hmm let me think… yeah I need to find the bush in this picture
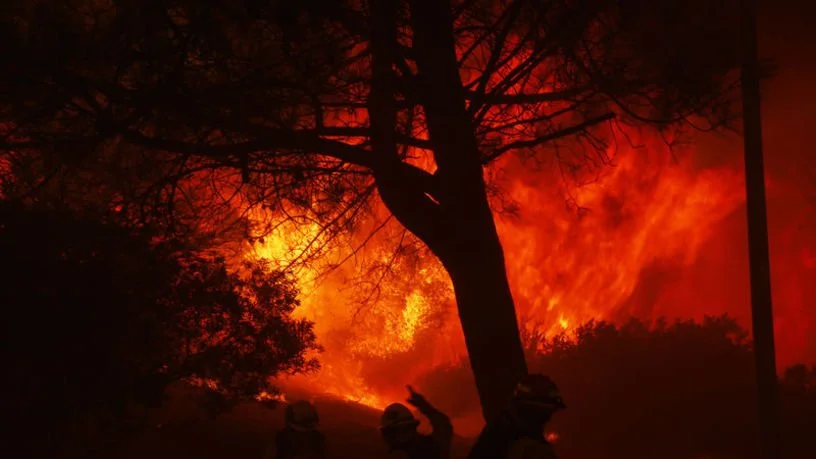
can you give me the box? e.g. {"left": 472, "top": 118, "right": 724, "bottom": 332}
{"left": 532, "top": 317, "right": 758, "bottom": 459}
{"left": 419, "top": 316, "right": 815, "bottom": 459}
{"left": 0, "top": 202, "right": 320, "bottom": 458}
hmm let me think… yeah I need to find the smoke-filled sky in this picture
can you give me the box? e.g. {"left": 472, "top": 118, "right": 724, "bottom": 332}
{"left": 653, "top": 1, "right": 816, "bottom": 367}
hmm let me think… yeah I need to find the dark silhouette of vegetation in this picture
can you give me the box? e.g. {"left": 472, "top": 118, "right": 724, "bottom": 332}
{"left": 0, "top": 202, "right": 320, "bottom": 458}
{"left": 1, "top": 0, "right": 746, "bottom": 419}
{"left": 418, "top": 317, "right": 816, "bottom": 459}
{"left": 52, "top": 317, "right": 813, "bottom": 459}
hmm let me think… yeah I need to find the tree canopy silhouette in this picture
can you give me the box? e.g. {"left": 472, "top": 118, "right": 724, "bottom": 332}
{"left": 0, "top": 202, "right": 320, "bottom": 458}
{"left": 1, "top": 0, "right": 742, "bottom": 419}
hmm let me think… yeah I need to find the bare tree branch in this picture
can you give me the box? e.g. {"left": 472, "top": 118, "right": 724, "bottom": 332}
{"left": 482, "top": 112, "right": 616, "bottom": 164}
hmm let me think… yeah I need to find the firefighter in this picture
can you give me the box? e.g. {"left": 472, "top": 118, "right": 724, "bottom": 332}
{"left": 380, "top": 385, "right": 453, "bottom": 459}
{"left": 264, "top": 400, "right": 326, "bottom": 459}
{"left": 468, "top": 374, "right": 566, "bottom": 459}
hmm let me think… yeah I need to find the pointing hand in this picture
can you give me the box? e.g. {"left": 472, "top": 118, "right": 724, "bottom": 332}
{"left": 406, "top": 385, "right": 428, "bottom": 407}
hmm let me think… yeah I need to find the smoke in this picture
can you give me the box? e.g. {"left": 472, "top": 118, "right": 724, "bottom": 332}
{"left": 638, "top": 3, "right": 816, "bottom": 367}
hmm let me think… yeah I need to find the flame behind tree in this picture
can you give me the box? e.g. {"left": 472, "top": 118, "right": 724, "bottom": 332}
{"left": 0, "top": 0, "right": 743, "bottom": 420}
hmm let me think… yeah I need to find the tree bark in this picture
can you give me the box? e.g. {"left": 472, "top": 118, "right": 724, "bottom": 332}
{"left": 437, "top": 203, "right": 529, "bottom": 422}
{"left": 378, "top": 157, "right": 529, "bottom": 421}
{"left": 367, "top": 0, "right": 528, "bottom": 421}
{"left": 400, "top": 0, "right": 528, "bottom": 422}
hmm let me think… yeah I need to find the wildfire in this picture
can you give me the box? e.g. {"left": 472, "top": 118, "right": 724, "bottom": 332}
{"left": 216, "top": 8, "right": 815, "bottom": 421}
{"left": 229, "top": 137, "right": 756, "bottom": 416}
{"left": 239, "top": 206, "right": 457, "bottom": 409}
{"left": 349, "top": 291, "right": 432, "bottom": 357}
{"left": 498, "top": 144, "right": 746, "bottom": 337}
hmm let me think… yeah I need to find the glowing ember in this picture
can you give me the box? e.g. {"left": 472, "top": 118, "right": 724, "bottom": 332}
{"left": 256, "top": 392, "right": 287, "bottom": 404}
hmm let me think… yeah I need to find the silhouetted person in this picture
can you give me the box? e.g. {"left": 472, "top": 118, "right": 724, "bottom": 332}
{"left": 264, "top": 400, "right": 325, "bottom": 459}
{"left": 468, "top": 374, "right": 566, "bottom": 459}
{"left": 380, "top": 386, "right": 453, "bottom": 459}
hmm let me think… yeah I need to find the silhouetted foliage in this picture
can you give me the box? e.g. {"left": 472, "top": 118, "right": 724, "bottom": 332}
{"left": 418, "top": 316, "right": 815, "bottom": 459}
{"left": 0, "top": 0, "right": 746, "bottom": 418}
{"left": 36, "top": 316, "right": 811, "bottom": 459}
{"left": 0, "top": 202, "right": 320, "bottom": 458}
{"left": 778, "top": 363, "right": 816, "bottom": 456}
{"left": 530, "top": 317, "right": 758, "bottom": 459}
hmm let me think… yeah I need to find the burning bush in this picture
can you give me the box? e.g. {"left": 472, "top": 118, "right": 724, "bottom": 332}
{"left": 0, "top": 202, "right": 320, "bottom": 458}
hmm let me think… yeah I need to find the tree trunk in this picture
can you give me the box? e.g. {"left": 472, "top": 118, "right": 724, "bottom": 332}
{"left": 368, "top": 0, "right": 529, "bottom": 421}
{"left": 438, "top": 205, "right": 529, "bottom": 422}
{"left": 380, "top": 167, "right": 529, "bottom": 421}
{"left": 404, "top": 0, "right": 529, "bottom": 422}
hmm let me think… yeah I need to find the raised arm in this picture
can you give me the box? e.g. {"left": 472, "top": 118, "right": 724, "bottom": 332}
{"left": 406, "top": 386, "right": 454, "bottom": 456}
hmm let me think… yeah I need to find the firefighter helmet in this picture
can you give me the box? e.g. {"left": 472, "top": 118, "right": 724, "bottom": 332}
{"left": 380, "top": 403, "right": 420, "bottom": 431}
{"left": 514, "top": 374, "right": 566, "bottom": 410}
{"left": 285, "top": 400, "right": 319, "bottom": 431}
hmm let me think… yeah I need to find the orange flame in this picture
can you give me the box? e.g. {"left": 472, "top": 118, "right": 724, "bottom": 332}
{"left": 229, "top": 138, "right": 754, "bottom": 414}
{"left": 222, "top": 15, "right": 816, "bottom": 421}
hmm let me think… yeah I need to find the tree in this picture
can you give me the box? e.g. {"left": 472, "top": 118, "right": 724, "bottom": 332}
{"left": 0, "top": 202, "right": 320, "bottom": 458}
{"left": 0, "top": 0, "right": 741, "bottom": 419}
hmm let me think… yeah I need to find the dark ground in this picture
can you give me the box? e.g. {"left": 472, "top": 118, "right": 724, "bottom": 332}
{"left": 113, "top": 392, "right": 474, "bottom": 459}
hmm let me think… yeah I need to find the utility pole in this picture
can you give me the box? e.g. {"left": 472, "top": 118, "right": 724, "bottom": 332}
{"left": 740, "top": 1, "right": 783, "bottom": 458}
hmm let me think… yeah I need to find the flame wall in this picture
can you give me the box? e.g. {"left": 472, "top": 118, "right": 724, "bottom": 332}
{"left": 239, "top": 3, "right": 814, "bottom": 432}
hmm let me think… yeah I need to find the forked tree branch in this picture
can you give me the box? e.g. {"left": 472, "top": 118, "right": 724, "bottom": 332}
{"left": 481, "top": 112, "right": 616, "bottom": 164}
